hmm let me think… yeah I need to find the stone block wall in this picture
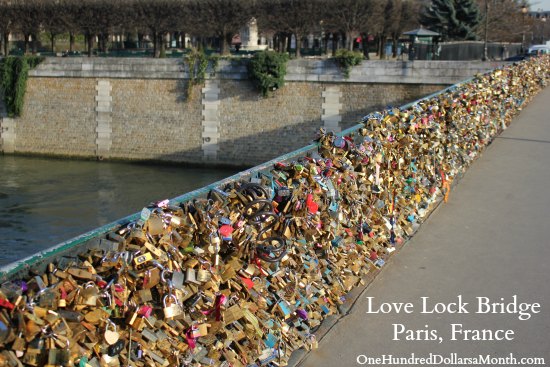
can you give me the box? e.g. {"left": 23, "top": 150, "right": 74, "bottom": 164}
{"left": 217, "top": 81, "right": 324, "bottom": 166}
{"left": 109, "top": 79, "right": 203, "bottom": 162}
{"left": 2, "top": 58, "right": 499, "bottom": 166}
{"left": 14, "top": 78, "right": 97, "bottom": 157}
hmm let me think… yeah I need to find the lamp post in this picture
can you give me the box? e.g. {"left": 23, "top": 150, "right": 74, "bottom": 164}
{"left": 521, "top": 5, "right": 528, "bottom": 53}
{"left": 540, "top": 15, "right": 547, "bottom": 44}
{"left": 483, "top": 0, "right": 489, "bottom": 61}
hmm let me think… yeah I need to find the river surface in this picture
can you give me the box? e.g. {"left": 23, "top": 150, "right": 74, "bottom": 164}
{"left": 0, "top": 155, "right": 240, "bottom": 266}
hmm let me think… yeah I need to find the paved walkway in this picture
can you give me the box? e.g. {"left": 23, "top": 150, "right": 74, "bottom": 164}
{"left": 298, "top": 86, "right": 550, "bottom": 367}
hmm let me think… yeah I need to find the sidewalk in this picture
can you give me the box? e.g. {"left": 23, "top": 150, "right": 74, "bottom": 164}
{"left": 297, "top": 86, "right": 550, "bottom": 367}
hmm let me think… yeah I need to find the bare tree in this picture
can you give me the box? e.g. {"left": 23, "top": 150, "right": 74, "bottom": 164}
{"left": 41, "top": 0, "right": 71, "bottom": 53}
{"left": 476, "top": 0, "right": 532, "bottom": 43}
{"left": 189, "top": 0, "right": 256, "bottom": 55}
{"left": 322, "top": 0, "right": 383, "bottom": 52}
{"left": 257, "top": 0, "right": 324, "bottom": 58}
{"left": 11, "top": 0, "right": 44, "bottom": 54}
{"left": 380, "top": 0, "right": 420, "bottom": 58}
{"left": 0, "top": 0, "right": 15, "bottom": 56}
{"left": 133, "top": 0, "right": 189, "bottom": 57}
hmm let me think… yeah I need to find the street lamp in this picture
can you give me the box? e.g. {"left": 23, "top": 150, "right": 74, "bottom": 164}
{"left": 540, "top": 16, "right": 547, "bottom": 44}
{"left": 483, "top": 0, "right": 489, "bottom": 61}
{"left": 521, "top": 5, "right": 528, "bottom": 53}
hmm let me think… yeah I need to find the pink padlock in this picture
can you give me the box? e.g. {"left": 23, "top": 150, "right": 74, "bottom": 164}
{"left": 138, "top": 305, "right": 153, "bottom": 318}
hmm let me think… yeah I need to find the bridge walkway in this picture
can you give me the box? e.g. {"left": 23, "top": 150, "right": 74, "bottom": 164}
{"left": 296, "top": 86, "right": 550, "bottom": 367}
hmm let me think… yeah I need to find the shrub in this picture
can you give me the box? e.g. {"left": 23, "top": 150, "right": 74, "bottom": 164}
{"left": 0, "top": 56, "right": 44, "bottom": 117}
{"left": 334, "top": 49, "right": 364, "bottom": 79}
{"left": 247, "top": 51, "right": 289, "bottom": 97}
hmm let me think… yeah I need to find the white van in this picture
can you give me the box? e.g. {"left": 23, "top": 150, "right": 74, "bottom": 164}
{"left": 528, "top": 45, "right": 550, "bottom": 55}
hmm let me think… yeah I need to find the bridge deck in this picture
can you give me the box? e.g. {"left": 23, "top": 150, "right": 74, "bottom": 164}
{"left": 298, "top": 87, "right": 550, "bottom": 366}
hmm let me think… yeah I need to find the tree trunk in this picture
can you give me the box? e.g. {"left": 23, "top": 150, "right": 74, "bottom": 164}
{"left": 98, "top": 34, "right": 104, "bottom": 53}
{"left": 283, "top": 35, "right": 288, "bottom": 54}
{"left": 323, "top": 33, "right": 329, "bottom": 55}
{"left": 4, "top": 32, "right": 9, "bottom": 56}
{"left": 361, "top": 34, "right": 370, "bottom": 59}
{"left": 153, "top": 31, "right": 159, "bottom": 57}
{"left": 220, "top": 26, "right": 231, "bottom": 56}
{"left": 24, "top": 34, "right": 30, "bottom": 55}
{"left": 331, "top": 33, "right": 337, "bottom": 56}
{"left": 219, "top": 35, "right": 227, "bottom": 55}
{"left": 392, "top": 37, "right": 398, "bottom": 58}
{"left": 69, "top": 32, "right": 75, "bottom": 52}
{"left": 159, "top": 33, "right": 166, "bottom": 57}
{"left": 347, "top": 31, "right": 353, "bottom": 50}
{"left": 0, "top": 32, "right": 3, "bottom": 56}
{"left": 50, "top": 34, "right": 56, "bottom": 53}
{"left": 87, "top": 33, "right": 93, "bottom": 57}
{"left": 295, "top": 32, "right": 301, "bottom": 58}
{"left": 31, "top": 33, "right": 37, "bottom": 55}
{"left": 380, "top": 34, "right": 387, "bottom": 60}
{"left": 102, "top": 34, "right": 106, "bottom": 52}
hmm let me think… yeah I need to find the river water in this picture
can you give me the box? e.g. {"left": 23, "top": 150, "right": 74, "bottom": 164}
{"left": 0, "top": 155, "right": 239, "bottom": 267}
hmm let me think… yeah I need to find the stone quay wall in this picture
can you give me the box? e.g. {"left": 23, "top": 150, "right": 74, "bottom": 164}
{"left": 0, "top": 58, "right": 506, "bottom": 166}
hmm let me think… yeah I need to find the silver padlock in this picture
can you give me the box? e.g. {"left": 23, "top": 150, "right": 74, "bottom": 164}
{"left": 172, "top": 270, "right": 185, "bottom": 289}
{"left": 185, "top": 268, "right": 200, "bottom": 285}
{"left": 163, "top": 294, "right": 183, "bottom": 319}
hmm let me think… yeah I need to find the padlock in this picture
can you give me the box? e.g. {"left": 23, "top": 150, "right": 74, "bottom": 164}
{"left": 126, "top": 310, "right": 143, "bottom": 330}
{"left": 104, "top": 320, "right": 119, "bottom": 345}
{"left": 184, "top": 292, "right": 202, "bottom": 309}
{"left": 80, "top": 282, "right": 99, "bottom": 306}
{"left": 163, "top": 294, "right": 183, "bottom": 319}
{"left": 170, "top": 270, "right": 185, "bottom": 289}
{"left": 146, "top": 214, "right": 165, "bottom": 236}
{"left": 107, "top": 339, "right": 125, "bottom": 357}
{"left": 196, "top": 262, "right": 212, "bottom": 283}
{"left": 0, "top": 317, "right": 10, "bottom": 345}
{"left": 11, "top": 333, "right": 26, "bottom": 357}
{"left": 137, "top": 288, "right": 153, "bottom": 303}
{"left": 185, "top": 267, "right": 200, "bottom": 285}
{"left": 142, "top": 267, "right": 161, "bottom": 289}
{"left": 23, "top": 348, "right": 45, "bottom": 366}
{"left": 133, "top": 252, "right": 153, "bottom": 266}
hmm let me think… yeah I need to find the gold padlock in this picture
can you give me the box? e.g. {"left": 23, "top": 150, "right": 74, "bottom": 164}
{"left": 196, "top": 262, "right": 212, "bottom": 283}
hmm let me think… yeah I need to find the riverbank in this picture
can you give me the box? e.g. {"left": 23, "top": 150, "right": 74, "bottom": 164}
{"left": 1, "top": 58, "right": 505, "bottom": 166}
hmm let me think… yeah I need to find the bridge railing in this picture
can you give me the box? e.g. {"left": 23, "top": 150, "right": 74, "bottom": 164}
{"left": 0, "top": 57, "right": 546, "bottom": 283}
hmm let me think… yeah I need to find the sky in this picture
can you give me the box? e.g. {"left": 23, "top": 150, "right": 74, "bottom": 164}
{"left": 532, "top": 0, "right": 550, "bottom": 11}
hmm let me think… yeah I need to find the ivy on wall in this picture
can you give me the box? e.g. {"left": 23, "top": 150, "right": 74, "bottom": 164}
{"left": 185, "top": 50, "right": 221, "bottom": 99}
{"left": 0, "top": 56, "right": 44, "bottom": 117}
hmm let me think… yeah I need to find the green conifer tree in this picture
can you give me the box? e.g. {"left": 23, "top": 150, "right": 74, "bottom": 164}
{"left": 420, "top": 0, "right": 481, "bottom": 40}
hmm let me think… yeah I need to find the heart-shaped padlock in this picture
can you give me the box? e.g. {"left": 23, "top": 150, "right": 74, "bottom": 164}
{"left": 104, "top": 320, "right": 120, "bottom": 345}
